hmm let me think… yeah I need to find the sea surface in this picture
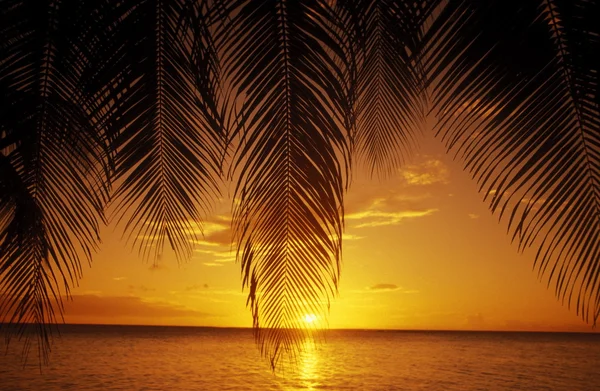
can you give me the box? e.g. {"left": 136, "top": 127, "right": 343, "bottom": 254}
{"left": 1, "top": 325, "right": 599, "bottom": 390}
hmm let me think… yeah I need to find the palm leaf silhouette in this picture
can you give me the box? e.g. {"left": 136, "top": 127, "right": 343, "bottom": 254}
{"left": 0, "top": 0, "right": 109, "bottom": 363}
{"left": 352, "top": 0, "right": 430, "bottom": 177}
{"left": 220, "top": 0, "right": 353, "bottom": 368}
{"left": 101, "top": 0, "right": 225, "bottom": 262}
{"left": 422, "top": 0, "right": 600, "bottom": 322}
{"left": 0, "top": 0, "right": 599, "bottom": 370}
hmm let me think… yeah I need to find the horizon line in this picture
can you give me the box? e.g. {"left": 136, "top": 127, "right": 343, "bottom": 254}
{"left": 9, "top": 322, "right": 596, "bottom": 334}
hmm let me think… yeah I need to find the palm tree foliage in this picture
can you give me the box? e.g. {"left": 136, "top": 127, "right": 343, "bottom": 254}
{"left": 353, "top": 0, "right": 431, "bottom": 177}
{"left": 421, "top": 0, "right": 600, "bottom": 323}
{"left": 0, "top": 0, "right": 111, "bottom": 364}
{"left": 220, "top": 0, "right": 353, "bottom": 367}
{"left": 1, "top": 0, "right": 598, "bottom": 368}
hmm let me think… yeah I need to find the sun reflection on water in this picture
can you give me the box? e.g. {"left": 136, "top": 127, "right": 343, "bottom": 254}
{"left": 281, "top": 338, "right": 322, "bottom": 391}
{"left": 299, "top": 339, "right": 320, "bottom": 390}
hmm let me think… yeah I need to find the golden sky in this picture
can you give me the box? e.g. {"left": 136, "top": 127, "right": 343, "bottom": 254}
{"left": 63, "top": 131, "right": 595, "bottom": 333}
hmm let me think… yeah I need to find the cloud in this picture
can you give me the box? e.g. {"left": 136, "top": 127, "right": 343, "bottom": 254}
{"left": 342, "top": 233, "right": 364, "bottom": 241}
{"left": 137, "top": 214, "right": 233, "bottom": 248}
{"left": 194, "top": 249, "right": 223, "bottom": 255}
{"left": 128, "top": 285, "right": 156, "bottom": 293}
{"left": 190, "top": 240, "right": 221, "bottom": 247}
{"left": 328, "top": 233, "right": 365, "bottom": 242}
{"left": 468, "top": 213, "right": 479, "bottom": 219}
{"left": 186, "top": 214, "right": 232, "bottom": 247}
{"left": 112, "top": 277, "right": 126, "bottom": 281}
{"left": 216, "top": 258, "right": 235, "bottom": 263}
{"left": 62, "top": 295, "right": 212, "bottom": 319}
{"left": 485, "top": 191, "right": 555, "bottom": 213}
{"left": 361, "top": 284, "right": 419, "bottom": 294}
{"left": 485, "top": 188, "right": 511, "bottom": 200}
{"left": 170, "top": 288, "right": 245, "bottom": 297}
{"left": 400, "top": 158, "right": 449, "bottom": 186}
{"left": 202, "top": 262, "right": 224, "bottom": 267}
{"left": 202, "top": 228, "right": 233, "bottom": 247}
{"left": 519, "top": 197, "right": 547, "bottom": 212}
{"left": 185, "top": 284, "right": 210, "bottom": 291}
{"left": 344, "top": 164, "right": 441, "bottom": 230}
{"left": 369, "top": 283, "right": 400, "bottom": 291}
{"left": 194, "top": 249, "right": 236, "bottom": 263}
{"left": 347, "top": 208, "right": 438, "bottom": 228}
{"left": 345, "top": 174, "right": 435, "bottom": 217}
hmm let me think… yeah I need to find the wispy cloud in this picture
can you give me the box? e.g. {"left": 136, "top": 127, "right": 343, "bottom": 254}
{"left": 184, "top": 284, "right": 210, "bottom": 291}
{"left": 520, "top": 197, "right": 547, "bottom": 212}
{"left": 191, "top": 240, "right": 221, "bottom": 247}
{"left": 351, "top": 283, "right": 420, "bottom": 294}
{"left": 485, "top": 188, "right": 512, "bottom": 199}
{"left": 468, "top": 213, "right": 480, "bottom": 219}
{"left": 344, "top": 158, "right": 443, "bottom": 230}
{"left": 342, "top": 233, "right": 364, "bottom": 241}
{"left": 369, "top": 283, "right": 400, "bottom": 291}
{"left": 328, "top": 233, "right": 365, "bottom": 242}
{"left": 137, "top": 214, "right": 233, "bottom": 248}
{"left": 194, "top": 248, "right": 236, "bottom": 265}
{"left": 170, "top": 288, "right": 245, "bottom": 297}
{"left": 486, "top": 190, "right": 553, "bottom": 213}
{"left": 347, "top": 208, "right": 438, "bottom": 228}
{"left": 128, "top": 285, "right": 156, "bottom": 293}
{"left": 183, "top": 219, "right": 230, "bottom": 237}
{"left": 400, "top": 158, "right": 449, "bottom": 186}
{"left": 112, "top": 277, "right": 126, "bottom": 281}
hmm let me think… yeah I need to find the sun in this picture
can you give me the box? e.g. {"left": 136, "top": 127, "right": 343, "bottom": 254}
{"left": 303, "top": 313, "right": 318, "bottom": 324}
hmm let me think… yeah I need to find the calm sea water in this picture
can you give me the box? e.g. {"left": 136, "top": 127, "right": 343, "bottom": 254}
{"left": 1, "top": 325, "right": 599, "bottom": 390}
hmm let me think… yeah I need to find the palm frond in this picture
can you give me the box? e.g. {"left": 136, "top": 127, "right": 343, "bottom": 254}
{"left": 221, "top": 0, "right": 353, "bottom": 369}
{"left": 352, "top": 0, "right": 430, "bottom": 178}
{"left": 423, "top": 0, "right": 600, "bottom": 323}
{"left": 103, "top": 0, "right": 225, "bottom": 262}
{"left": 0, "top": 0, "right": 109, "bottom": 364}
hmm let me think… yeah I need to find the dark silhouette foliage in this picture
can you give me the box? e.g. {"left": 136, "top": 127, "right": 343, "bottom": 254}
{"left": 1, "top": 0, "right": 598, "bottom": 368}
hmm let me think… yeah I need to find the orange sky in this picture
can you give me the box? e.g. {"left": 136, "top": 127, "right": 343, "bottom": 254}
{"left": 62, "top": 131, "right": 597, "bottom": 333}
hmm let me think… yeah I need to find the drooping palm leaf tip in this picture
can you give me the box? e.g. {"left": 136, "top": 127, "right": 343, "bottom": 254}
{"left": 0, "top": 0, "right": 111, "bottom": 366}
{"left": 0, "top": 0, "right": 224, "bottom": 365}
{"left": 219, "top": 0, "right": 355, "bottom": 369}
{"left": 420, "top": 0, "right": 600, "bottom": 324}
{"left": 105, "top": 0, "right": 224, "bottom": 264}
{"left": 1, "top": 0, "right": 599, "bottom": 369}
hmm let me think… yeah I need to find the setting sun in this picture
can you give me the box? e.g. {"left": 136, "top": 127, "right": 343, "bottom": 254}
{"left": 303, "top": 314, "right": 318, "bottom": 324}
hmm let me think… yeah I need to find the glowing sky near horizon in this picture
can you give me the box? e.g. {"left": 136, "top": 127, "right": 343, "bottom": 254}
{"left": 63, "top": 131, "right": 596, "bottom": 333}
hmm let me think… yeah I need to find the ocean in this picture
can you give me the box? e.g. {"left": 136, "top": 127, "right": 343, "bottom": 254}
{"left": 1, "top": 325, "right": 599, "bottom": 390}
